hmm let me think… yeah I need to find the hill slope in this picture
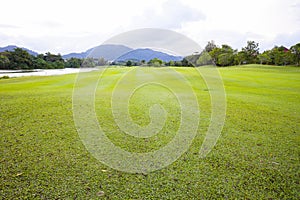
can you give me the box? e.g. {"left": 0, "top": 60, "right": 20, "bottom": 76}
{"left": 115, "top": 48, "right": 183, "bottom": 62}
{"left": 63, "top": 44, "right": 133, "bottom": 60}
{"left": 0, "top": 45, "right": 38, "bottom": 56}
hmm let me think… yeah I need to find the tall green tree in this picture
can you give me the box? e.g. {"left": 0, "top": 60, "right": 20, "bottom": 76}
{"left": 209, "top": 47, "right": 222, "bottom": 64}
{"left": 0, "top": 54, "right": 10, "bottom": 69}
{"left": 65, "top": 57, "right": 83, "bottom": 68}
{"left": 234, "top": 51, "right": 246, "bottom": 65}
{"left": 290, "top": 43, "right": 300, "bottom": 66}
{"left": 204, "top": 40, "right": 217, "bottom": 53}
{"left": 43, "top": 52, "right": 65, "bottom": 69}
{"left": 44, "top": 52, "right": 64, "bottom": 63}
{"left": 209, "top": 44, "right": 235, "bottom": 66}
{"left": 258, "top": 51, "right": 271, "bottom": 64}
{"left": 82, "top": 57, "right": 96, "bottom": 68}
{"left": 7, "top": 48, "right": 33, "bottom": 69}
{"left": 196, "top": 51, "right": 213, "bottom": 66}
{"left": 218, "top": 53, "right": 234, "bottom": 66}
{"left": 126, "top": 60, "right": 132, "bottom": 67}
{"left": 269, "top": 46, "right": 294, "bottom": 66}
{"left": 242, "top": 41, "right": 259, "bottom": 64}
{"left": 181, "top": 58, "right": 193, "bottom": 67}
{"left": 168, "top": 60, "right": 175, "bottom": 66}
{"left": 32, "top": 57, "right": 49, "bottom": 69}
{"left": 148, "top": 58, "right": 163, "bottom": 66}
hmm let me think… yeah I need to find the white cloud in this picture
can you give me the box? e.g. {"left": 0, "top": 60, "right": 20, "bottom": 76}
{"left": 131, "top": 0, "right": 206, "bottom": 29}
{"left": 178, "top": 0, "right": 300, "bottom": 51}
{"left": 262, "top": 31, "right": 300, "bottom": 50}
{"left": 0, "top": 0, "right": 299, "bottom": 54}
{"left": 0, "top": 24, "right": 20, "bottom": 29}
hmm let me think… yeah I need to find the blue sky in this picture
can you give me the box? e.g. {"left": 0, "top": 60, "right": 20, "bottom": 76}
{"left": 0, "top": 0, "right": 299, "bottom": 54}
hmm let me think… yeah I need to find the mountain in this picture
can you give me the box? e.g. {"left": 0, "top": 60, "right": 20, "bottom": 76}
{"left": 115, "top": 48, "right": 183, "bottom": 62}
{"left": 63, "top": 44, "right": 133, "bottom": 60}
{"left": 62, "top": 52, "right": 87, "bottom": 59}
{"left": 1, "top": 44, "right": 183, "bottom": 62}
{"left": 0, "top": 45, "right": 38, "bottom": 56}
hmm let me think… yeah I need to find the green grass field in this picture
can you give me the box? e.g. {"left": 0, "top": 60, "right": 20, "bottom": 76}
{"left": 1, "top": 65, "right": 299, "bottom": 199}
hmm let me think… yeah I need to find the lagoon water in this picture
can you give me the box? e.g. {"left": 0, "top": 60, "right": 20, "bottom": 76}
{"left": 0, "top": 68, "right": 98, "bottom": 78}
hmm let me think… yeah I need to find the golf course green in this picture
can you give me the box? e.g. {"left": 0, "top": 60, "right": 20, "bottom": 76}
{"left": 1, "top": 65, "right": 299, "bottom": 199}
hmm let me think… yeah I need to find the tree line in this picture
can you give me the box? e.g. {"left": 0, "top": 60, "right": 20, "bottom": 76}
{"left": 0, "top": 48, "right": 90, "bottom": 70}
{"left": 111, "top": 57, "right": 191, "bottom": 67}
{"left": 195, "top": 41, "right": 300, "bottom": 67}
{"left": 0, "top": 41, "right": 299, "bottom": 70}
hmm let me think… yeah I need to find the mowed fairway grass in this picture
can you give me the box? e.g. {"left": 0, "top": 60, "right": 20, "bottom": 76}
{"left": 1, "top": 65, "right": 299, "bottom": 199}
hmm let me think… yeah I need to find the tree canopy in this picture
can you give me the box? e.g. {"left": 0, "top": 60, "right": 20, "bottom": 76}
{"left": 0, "top": 48, "right": 97, "bottom": 70}
{"left": 203, "top": 41, "right": 300, "bottom": 67}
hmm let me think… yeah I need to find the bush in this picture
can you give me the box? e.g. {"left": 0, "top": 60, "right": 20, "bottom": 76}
{"left": 0, "top": 75, "right": 10, "bottom": 79}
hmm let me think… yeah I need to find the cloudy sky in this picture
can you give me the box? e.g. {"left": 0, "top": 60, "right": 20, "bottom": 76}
{"left": 0, "top": 0, "right": 299, "bottom": 54}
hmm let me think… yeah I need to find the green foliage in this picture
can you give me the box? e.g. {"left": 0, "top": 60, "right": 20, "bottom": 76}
{"left": 269, "top": 46, "right": 295, "bottom": 66}
{"left": 52, "top": 61, "right": 65, "bottom": 69}
{"left": 217, "top": 53, "right": 234, "bottom": 66}
{"left": 204, "top": 40, "right": 217, "bottom": 52}
{"left": 32, "top": 57, "right": 49, "bottom": 69}
{"left": 168, "top": 60, "right": 175, "bottom": 66}
{"left": 290, "top": 43, "right": 300, "bottom": 66}
{"left": 209, "top": 44, "right": 235, "bottom": 66}
{"left": 234, "top": 51, "right": 246, "bottom": 65}
{"left": 174, "top": 60, "right": 182, "bottom": 66}
{"left": 97, "top": 57, "right": 107, "bottom": 66}
{"left": 0, "top": 75, "right": 9, "bottom": 79}
{"left": 184, "top": 54, "right": 200, "bottom": 65}
{"left": 43, "top": 52, "right": 64, "bottom": 63}
{"left": 5, "top": 48, "right": 33, "bottom": 69}
{"left": 65, "top": 57, "right": 82, "bottom": 68}
{"left": 148, "top": 58, "right": 163, "bottom": 66}
{"left": 126, "top": 60, "right": 132, "bottom": 66}
{"left": 181, "top": 58, "right": 193, "bottom": 66}
{"left": 206, "top": 41, "right": 299, "bottom": 67}
{"left": 82, "top": 57, "right": 96, "bottom": 68}
{"left": 242, "top": 41, "right": 259, "bottom": 64}
{"left": 196, "top": 51, "right": 213, "bottom": 66}
{"left": 0, "top": 54, "right": 10, "bottom": 69}
{"left": 0, "top": 49, "right": 84, "bottom": 70}
{"left": 258, "top": 51, "right": 272, "bottom": 64}
{"left": 209, "top": 47, "right": 222, "bottom": 64}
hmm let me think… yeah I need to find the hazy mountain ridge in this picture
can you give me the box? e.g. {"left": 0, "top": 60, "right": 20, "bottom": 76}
{"left": 115, "top": 48, "right": 183, "bottom": 62}
{"left": 0, "top": 44, "right": 183, "bottom": 62}
{"left": 0, "top": 45, "right": 38, "bottom": 56}
{"left": 62, "top": 44, "right": 133, "bottom": 60}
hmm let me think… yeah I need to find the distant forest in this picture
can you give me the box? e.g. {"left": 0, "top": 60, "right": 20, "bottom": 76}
{"left": 0, "top": 41, "right": 299, "bottom": 70}
{"left": 194, "top": 41, "right": 300, "bottom": 67}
